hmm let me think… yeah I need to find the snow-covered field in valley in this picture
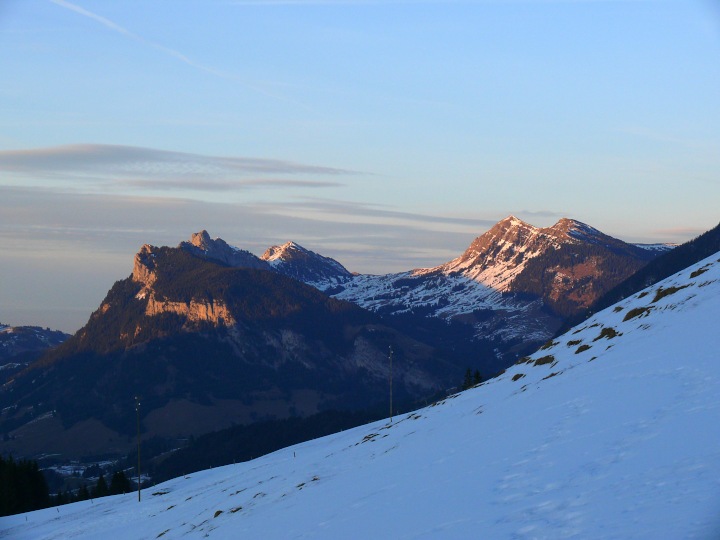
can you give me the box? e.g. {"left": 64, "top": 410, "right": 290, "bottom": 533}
{"left": 3, "top": 253, "right": 720, "bottom": 540}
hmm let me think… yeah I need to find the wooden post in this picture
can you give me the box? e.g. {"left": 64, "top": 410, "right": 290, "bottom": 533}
{"left": 389, "top": 346, "right": 393, "bottom": 423}
{"left": 135, "top": 396, "right": 141, "bottom": 502}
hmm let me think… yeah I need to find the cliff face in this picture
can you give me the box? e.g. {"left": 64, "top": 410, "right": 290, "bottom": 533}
{"left": 130, "top": 242, "right": 237, "bottom": 327}
{"left": 144, "top": 294, "right": 236, "bottom": 326}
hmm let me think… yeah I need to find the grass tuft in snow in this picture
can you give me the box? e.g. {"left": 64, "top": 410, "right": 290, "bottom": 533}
{"left": 533, "top": 355, "right": 554, "bottom": 366}
{"left": 652, "top": 285, "right": 690, "bottom": 303}
{"left": 623, "top": 307, "right": 651, "bottom": 322}
{"left": 593, "top": 327, "right": 620, "bottom": 341}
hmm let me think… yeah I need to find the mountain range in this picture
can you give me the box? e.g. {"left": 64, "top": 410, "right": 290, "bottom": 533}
{"left": 4, "top": 239, "right": 718, "bottom": 539}
{"left": 142, "top": 216, "right": 673, "bottom": 365}
{"left": 0, "top": 216, "right": 676, "bottom": 462}
{"left": 330, "top": 216, "right": 668, "bottom": 355}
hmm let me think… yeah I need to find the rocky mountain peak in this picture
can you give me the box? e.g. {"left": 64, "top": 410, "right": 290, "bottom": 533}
{"left": 261, "top": 241, "right": 309, "bottom": 263}
{"left": 261, "top": 241, "right": 352, "bottom": 289}
{"left": 180, "top": 231, "right": 269, "bottom": 270}
{"left": 496, "top": 214, "right": 532, "bottom": 229}
{"left": 547, "top": 218, "right": 605, "bottom": 244}
{"left": 441, "top": 215, "right": 544, "bottom": 277}
{"left": 189, "top": 230, "right": 213, "bottom": 250}
{"left": 132, "top": 244, "right": 158, "bottom": 287}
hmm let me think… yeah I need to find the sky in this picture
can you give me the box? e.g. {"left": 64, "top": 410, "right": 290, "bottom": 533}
{"left": 1, "top": 0, "right": 719, "bottom": 333}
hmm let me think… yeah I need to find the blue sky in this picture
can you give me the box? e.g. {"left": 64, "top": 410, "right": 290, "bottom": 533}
{"left": 1, "top": 0, "right": 719, "bottom": 332}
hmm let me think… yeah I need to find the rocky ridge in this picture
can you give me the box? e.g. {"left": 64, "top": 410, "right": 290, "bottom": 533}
{"left": 331, "top": 216, "right": 662, "bottom": 348}
{"left": 261, "top": 241, "right": 352, "bottom": 290}
{"left": 138, "top": 218, "right": 666, "bottom": 360}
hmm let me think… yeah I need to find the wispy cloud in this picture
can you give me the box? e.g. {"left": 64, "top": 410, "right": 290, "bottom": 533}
{"left": 264, "top": 197, "right": 497, "bottom": 229}
{"left": 1, "top": 185, "right": 492, "bottom": 331}
{"left": 121, "top": 178, "right": 344, "bottom": 191}
{"left": 0, "top": 144, "right": 353, "bottom": 192}
{"left": 0, "top": 186, "right": 487, "bottom": 272}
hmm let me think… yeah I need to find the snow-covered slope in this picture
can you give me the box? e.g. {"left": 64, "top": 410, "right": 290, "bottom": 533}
{"left": 5, "top": 253, "right": 720, "bottom": 539}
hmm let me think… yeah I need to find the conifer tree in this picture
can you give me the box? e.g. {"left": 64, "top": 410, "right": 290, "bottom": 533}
{"left": 93, "top": 474, "right": 109, "bottom": 498}
{"left": 110, "top": 470, "right": 131, "bottom": 495}
{"left": 462, "top": 368, "right": 473, "bottom": 390}
{"left": 77, "top": 484, "right": 90, "bottom": 501}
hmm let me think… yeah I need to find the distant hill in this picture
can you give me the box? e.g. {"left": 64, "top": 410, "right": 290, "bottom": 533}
{"left": 0, "top": 325, "right": 69, "bottom": 380}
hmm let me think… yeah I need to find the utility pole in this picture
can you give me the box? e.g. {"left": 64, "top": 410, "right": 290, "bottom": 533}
{"left": 135, "top": 396, "right": 141, "bottom": 502}
{"left": 388, "top": 346, "right": 393, "bottom": 423}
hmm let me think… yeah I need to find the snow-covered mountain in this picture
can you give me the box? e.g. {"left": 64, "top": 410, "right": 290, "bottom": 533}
{"left": 261, "top": 241, "right": 352, "bottom": 290}
{"left": 177, "top": 231, "right": 353, "bottom": 290}
{"left": 332, "top": 216, "right": 661, "bottom": 347}
{"left": 7, "top": 251, "right": 719, "bottom": 539}
{"left": 165, "top": 220, "right": 666, "bottom": 368}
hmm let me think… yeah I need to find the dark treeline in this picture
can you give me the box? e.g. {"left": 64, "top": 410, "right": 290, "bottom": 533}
{"left": 0, "top": 454, "right": 134, "bottom": 516}
{"left": 0, "top": 455, "right": 49, "bottom": 516}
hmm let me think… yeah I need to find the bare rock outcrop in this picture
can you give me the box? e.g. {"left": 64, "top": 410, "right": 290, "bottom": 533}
{"left": 180, "top": 230, "right": 269, "bottom": 270}
{"left": 132, "top": 244, "right": 158, "bottom": 288}
{"left": 145, "top": 294, "right": 236, "bottom": 326}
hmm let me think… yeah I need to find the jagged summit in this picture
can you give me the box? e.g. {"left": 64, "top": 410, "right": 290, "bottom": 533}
{"left": 180, "top": 231, "right": 268, "bottom": 270}
{"left": 134, "top": 232, "right": 353, "bottom": 298}
{"left": 435, "top": 216, "right": 644, "bottom": 283}
{"left": 189, "top": 229, "right": 212, "bottom": 249}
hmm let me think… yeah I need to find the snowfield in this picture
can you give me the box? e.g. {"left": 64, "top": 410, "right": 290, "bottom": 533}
{"left": 3, "top": 253, "right": 720, "bottom": 539}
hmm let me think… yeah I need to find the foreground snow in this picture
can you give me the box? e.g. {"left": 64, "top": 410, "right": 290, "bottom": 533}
{"left": 3, "top": 254, "right": 720, "bottom": 539}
